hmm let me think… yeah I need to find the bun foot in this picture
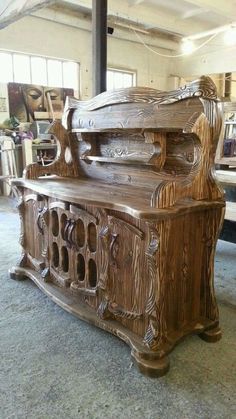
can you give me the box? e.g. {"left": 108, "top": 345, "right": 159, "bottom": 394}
{"left": 9, "top": 267, "right": 27, "bottom": 281}
{"left": 199, "top": 326, "right": 222, "bottom": 343}
{"left": 131, "top": 351, "right": 170, "bottom": 378}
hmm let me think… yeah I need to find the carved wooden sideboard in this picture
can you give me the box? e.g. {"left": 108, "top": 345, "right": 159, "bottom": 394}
{"left": 10, "top": 76, "right": 225, "bottom": 377}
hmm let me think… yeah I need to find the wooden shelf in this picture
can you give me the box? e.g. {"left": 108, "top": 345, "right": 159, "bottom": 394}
{"left": 80, "top": 155, "right": 157, "bottom": 165}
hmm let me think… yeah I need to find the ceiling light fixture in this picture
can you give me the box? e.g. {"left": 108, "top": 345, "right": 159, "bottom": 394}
{"left": 184, "top": 23, "right": 236, "bottom": 41}
{"left": 224, "top": 26, "right": 236, "bottom": 45}
{"left": 180, "top": 22, "right": 236, "bottom": 55}
{"left": 181, "top": 39, "right": 194, "bottom": 54}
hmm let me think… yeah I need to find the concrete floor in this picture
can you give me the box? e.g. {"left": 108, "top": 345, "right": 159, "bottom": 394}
{"left": 0, "top": 196, "right": 235, "bottom": 419}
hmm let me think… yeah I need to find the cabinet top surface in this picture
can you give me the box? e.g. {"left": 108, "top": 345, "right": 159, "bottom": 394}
{"left": 13, "top": 177, "right": 224, "bottom": 220}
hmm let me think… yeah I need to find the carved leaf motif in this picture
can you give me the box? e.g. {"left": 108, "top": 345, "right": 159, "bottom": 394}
{"left": 108, "top": 302, "right": 142, "bottom": 320}
{"left": 143, "top": 319, "right": 159, "bottom": 350}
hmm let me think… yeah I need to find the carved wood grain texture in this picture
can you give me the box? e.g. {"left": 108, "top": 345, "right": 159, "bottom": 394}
{"left": 10, "top": 77, "right": 225, "bottom": 377}
{"left": 24, "top": 121, "right": 80, "bottom": 180}
{"left": 66, "top": 76, "right": 217, "bottom": 113}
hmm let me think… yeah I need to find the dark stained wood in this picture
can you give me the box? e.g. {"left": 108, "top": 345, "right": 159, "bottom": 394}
{"left": 10, "top": 77, "right": 225, "bottom": 377}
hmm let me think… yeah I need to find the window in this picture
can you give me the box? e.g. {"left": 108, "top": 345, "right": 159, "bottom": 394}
{"left": 0, "top": 50, "right": 79, "bottom": 91}
{"left": 0, "top": 52, "right": 13, "bottom": 83}
{"left": 107, "top": 68, "right": 136, "bottom": 90}
{"left": 31, "top": 57, "right": 47, "bottom": 85}
{"left": 13, "top": 54, "right": 31, "bottom": 83}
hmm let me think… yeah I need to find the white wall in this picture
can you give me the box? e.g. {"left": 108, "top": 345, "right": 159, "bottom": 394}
{"left": 170, "top": 45, "right": 236, "bottom": 80}
{"left": 0, "top": 14, "right": 171, "bottom": 99}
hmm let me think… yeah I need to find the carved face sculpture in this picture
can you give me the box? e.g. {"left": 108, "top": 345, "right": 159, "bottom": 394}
{"left": 21, "top": 85, "right": 61, "bottom": 121}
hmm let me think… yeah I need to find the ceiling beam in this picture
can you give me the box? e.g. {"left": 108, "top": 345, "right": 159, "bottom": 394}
{"left": 60, "top": 0, "right": 214, "bottom": 36}
{"left": 184, "top": 0, "right": 236, "bottom": 20}
{"left": 181, "top": 7, "right": 209, "bottom": 19}
{"left": 0, "top": 0, "right": 56, "bottom": 29}
{"left": 32, "top": 7, "right": 179, "bottom": 51}
{"left": 128, "top": 0, "right": 145, "bottom": 6}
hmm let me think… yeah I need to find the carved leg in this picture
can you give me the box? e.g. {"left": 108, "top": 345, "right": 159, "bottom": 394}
{"left": 131, "top": 350, "right": 170, "bottom": 378}
{"left": 199, "top": 326, "right": 222, "bottom": 343}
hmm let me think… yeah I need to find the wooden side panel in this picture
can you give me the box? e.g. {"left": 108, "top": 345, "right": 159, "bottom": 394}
{"left": 165, "top": 207, "right": 224, "bottom": 333}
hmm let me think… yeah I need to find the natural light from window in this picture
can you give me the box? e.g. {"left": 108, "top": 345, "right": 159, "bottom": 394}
{"left": 0, "top": 51, "right": 79, "bottom": 92}
{"left": 13, "top": 54, "right": 31, "bottom": 84}
{"left": 31, "top": 57, "right": 47, "bottom": 85}
{"left": 107, "top": 69, "right": 136, "bottom": 90}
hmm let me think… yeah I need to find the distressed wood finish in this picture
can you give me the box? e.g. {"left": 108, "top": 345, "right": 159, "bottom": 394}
{"left": 10, "top": 77, "right": 225, "bottom": 377}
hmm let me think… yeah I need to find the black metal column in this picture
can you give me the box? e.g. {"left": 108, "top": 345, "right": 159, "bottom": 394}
{"left": 92, "top": 0, "right": 107, "bottom": 96}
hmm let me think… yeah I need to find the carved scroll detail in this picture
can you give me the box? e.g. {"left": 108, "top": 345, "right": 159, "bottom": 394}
{"left": 145, "top": 224, "right": 159, "bottom": 316}
{"left": 110, "top": 233, "right": 119, "bottom": 269}
{"left": 108, "top": 216, "right": 144, "bottom": 239}
{"left": 151, "top": 181, "right": 177, "bottom": 209}
{"left": 97, "top": 298, "right": 110, "bottom": 320}
{"left": 180, "top": 110, "right": 224, "bottom": 203}
{"left": 12, "top": 186, "right": 26, "bottom": 252}
{"left": 98, "top": 225, "right": 109, "bottom": 291}
{"left": 144, "top": 222, "right": 169, "bottom": 350}
{"left": 97, "top": 213, "right": 112, "bottom": 320}
{"left": 23, "top": 121, "right": 79, "bottom": 179}
{"left": 108, "top": 302, "right": 142, "bottom": 320}
{"left": 36, "top": 204, "right": 49, "bottom": 259}
{"left": 70, "top": 204, "right": 98, "bottom": 224}
{"left": 66, "top": 76, "right": 218, "bottom": 112}
{"left": 131, "top": 234, "right": 142, "bottom": 313}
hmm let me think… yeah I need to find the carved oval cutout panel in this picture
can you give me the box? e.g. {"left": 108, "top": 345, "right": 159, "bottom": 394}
{"left": 77, "top": 253, "right": 85, "bottom": 282}
{"left": 61, "top": 246, "right": 69, "bottom": 272}
{"left": 88, "top": 259, "right": 97, "bottom": 288}
{"left": 88, "top": 223, "right": 97, "bottom": 252}
{"left": 60, "top": 213, "right": 67, "bottom": 240}
{"left": 52, "top": 242, "right": 59, "bottom": 268}
{"left": 51, "top": 210, "right": 59, "bottom": 236}
{"left": 76, "top": 219, "right": 85, "bottom": 248}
